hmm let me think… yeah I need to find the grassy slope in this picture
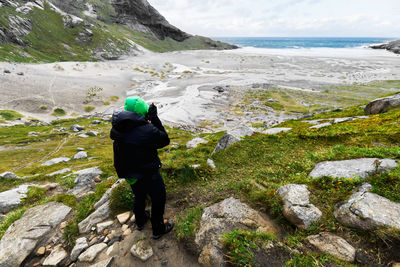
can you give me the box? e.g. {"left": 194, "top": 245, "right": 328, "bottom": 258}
{"left": 0, "top": 94, "right": 400, "bottom": 264}
{"left": 0, "top": 3, "right": 232, "bottom": 63}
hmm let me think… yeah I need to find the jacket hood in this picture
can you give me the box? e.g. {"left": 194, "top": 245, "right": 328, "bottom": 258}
{"left": 112, "top": 110, "right": 147, "bottom": 127}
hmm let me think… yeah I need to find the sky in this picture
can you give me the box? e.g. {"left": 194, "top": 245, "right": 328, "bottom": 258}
{"left": 148, "top": 0, "right": 400, "bottom": 37}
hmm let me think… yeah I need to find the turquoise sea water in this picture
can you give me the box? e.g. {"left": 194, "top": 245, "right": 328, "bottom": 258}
{"left": 215, "top": 37, "right": 396, "bottom": 49}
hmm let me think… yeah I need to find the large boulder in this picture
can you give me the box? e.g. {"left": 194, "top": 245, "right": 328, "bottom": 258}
{"left": 309, "top": 158, "right": 397, "bottom": 179}
{"left": 305, "top": 232, "right": 356, "bottom": 262}
{"left": 0, "top": 202, "right": 72, "bottom": 266}
{"left": 364, "top": 93, "right": 400, "bottom": 115}
{"left": 334, "top": 183, "right": 400, "bottom": 230}
{"left": 68, "top": 167, "right": 103, "bottom": 197}
{"left": 0, "top": 184, "right": 31, "bottom": 214}
{"left": 276, "top": 184, "right": 322, "bottom": 229}
{"left": 213, "top": 126, "right": 254, "bottom": 153}
{"left": 195, "top": 197, "right": 278, "bottom": 266}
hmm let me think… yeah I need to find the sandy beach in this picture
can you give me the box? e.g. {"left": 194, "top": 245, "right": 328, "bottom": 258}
{"left": 1, "top": 47, "right": 400, "bottom": 129}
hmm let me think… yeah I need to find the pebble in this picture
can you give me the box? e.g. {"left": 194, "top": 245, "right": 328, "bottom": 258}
{"left": 117, "top": 211, "right": 131, "bottom": 224}
{"left": 36, "top": 247, "right": 46, "bottom": 256}
{"left": 122, "top": 229, "right": 131, "bottom": 237}
{"left": 121, "top": 224, "right": 129, "bottom": 232}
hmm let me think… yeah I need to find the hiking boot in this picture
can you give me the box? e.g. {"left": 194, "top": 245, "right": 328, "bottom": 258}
{"left": 153, "top": 222, "right": 174, "bottom": 239}
{"left": 136, "top": 210, "right": 150, "bottom": 231}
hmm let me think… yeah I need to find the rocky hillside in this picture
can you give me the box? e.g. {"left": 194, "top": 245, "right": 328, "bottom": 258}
{"left": 370, "top": 39, "right": 400, "bottom": 54}
{"left": 0, "top": 93, "right": 399, "bottom": 266}
{"left": 0, "top": 0, "right": 237, "bottom": 62}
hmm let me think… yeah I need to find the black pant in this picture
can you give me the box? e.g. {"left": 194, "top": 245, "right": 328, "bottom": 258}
{"left": 129, "top": 170, "right": 166, "bottom": 235}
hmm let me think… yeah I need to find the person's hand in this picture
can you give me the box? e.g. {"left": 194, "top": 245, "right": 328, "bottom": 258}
{"left": 148, "top": 103, "right": 158, "bottom": 120}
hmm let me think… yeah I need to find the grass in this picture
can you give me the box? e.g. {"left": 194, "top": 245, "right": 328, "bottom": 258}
{"left": 109, "top": 180, "right": 134, "bottom": 217}
{"left": 0, "top": 110, "right": 23, "bottom": 121}
{"left": 176, "top": 206, "right": 203, "bottom": 241}
{"left": 22, "top": 186, "right": 47, "bottom": 205}
{"left": 84, "top": 106, "right": 96, "bottom": 112}
{"left": 52, "top": 108, "right": 66, "bottom": 116}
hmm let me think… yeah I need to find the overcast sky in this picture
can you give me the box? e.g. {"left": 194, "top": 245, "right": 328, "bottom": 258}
{"left": 148, "top": 0, "right": 400, "bottom": 37}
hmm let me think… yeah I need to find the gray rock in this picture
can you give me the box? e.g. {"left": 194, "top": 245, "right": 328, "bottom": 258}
{"left": 78, "top": 134, "right": 89, "bottom": 138}
{"left": 89, "top": 257, "right": 114, "bottom": 267}
{"left": 68, "top": 167, "right": 103, "bottom": 197}
{"left": 74, "top": 151, "right": 88, "bottom": 160}
{"left": 78, "top": 243, "right": 107, "bottom": 262}
{"left": 97, "top": 220, "right": 114, "bottom": 234}
{"left": 93, "top": 180, "right": 122, "bottom": 210}
{"left": 263, "top": 127, "right": 292, "bottom": 135}
{"left": 277, "top": 184, "right": 322, "bottom": 229}
{"left": 309, "top": 158, "right": 398, "bottom": 179}
{"left": 213, "top": 125, "right": 254, "bottom": 153}
{"left": 370, "top": 39, "right": 400, "bottom": 54}
{"left": 309, "top": 122, "right": 332, "bottom": 129}
{"left": 79, "top": 201, "right": 111, "bottom": 234}
{"left": 305, "top": 232, "right": 356, "bottom": 262}
{"left": 47, "top": 168, "right": 71, "bottom": 176}
{"left": 16, "top": 72, "right": 24, "bottom": 76}
{"left": 71, "top": 237, "right": 89, "bottom": 261}
{"left": 70, "top": 124, "right": 85, "bottom": 131}
{"left": 333, "top": 117, "right": 354, "bottom": 124}
{"left": 0, "top": 171, "right": 19, "bottom": 179}
{"left": 186, "top": 137, "right": 208, "bottom": 149}
{"left": 130, "top": 240, "right": 154, "bottom": 262}
{"left": 92, "top": 120, "right": 101, "bottom": 125}
{"left": 364, "top": 93, "right": 400, "bottom": 115}
{"left": 41, "top": 157, "right": 70, "bottom": 166}
{"left": 334, "top": 183, "right": 400, "bottom": 230}
{"left": 42, "top": 246, "right": 68, "bottom": 266}
{"left": 3, "top": 69, "right": 11, "bottom": 74}
{"left": 195, "top": 197, "right": 277, "bottom": 266}
{"left": 207, "top": 159, "right": 216, "bottom": 169}
{"left": 0, "top": 184, "right": 30, "bottom": 213}
{"left": 87, "top": 131, "right": 99, "bottom": 137}
{"left": 0, "top": 202, "right": 71, "bottom": 267}
{"left": 77, "top": 147, "right": 85, "bottom": 151}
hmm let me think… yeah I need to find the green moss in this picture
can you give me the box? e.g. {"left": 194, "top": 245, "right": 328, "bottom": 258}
{"left": 52, "top": 108, "right": 66, "bottom": 116}
{"left": 0, "top": 110, "right": 23, "bottom": 121}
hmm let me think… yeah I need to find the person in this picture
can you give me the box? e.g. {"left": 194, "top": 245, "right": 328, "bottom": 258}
{"left": 110, "top": 97, "right": 173, "bottom": 239}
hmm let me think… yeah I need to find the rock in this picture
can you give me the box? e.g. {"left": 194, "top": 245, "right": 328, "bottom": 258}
{"left": 333, "top": 117, "right": 353, "bottom": 124}
{"left": 263, "top": 127, "right": 292, "bottom": 135}
{"left": 190, "top": 164, "right": 201, "bottom": 169}
{"left": 89, "top": 257, "right": 114, "bottom": 267}
{"left": 71, "top": 237, "right": 89, "bottom": 261}
{"left": 370, "top": 39, "right": 400, "bottom": 54}
{"left": 213, "top": 126, "right": 254, "bottom": 153}
{"left": 309, "top": 158, "right": 398, "bottom": 179}
{"left": 16, "top": 72, "right": 24, "bottom": 76}
{"left": 207, "top": 159, "right": 216, "bottom": 169}
{"left": 74, "top": 151, "right": 88, "bottom": 160}
{"left": 0, "top": 202, "right": 71, "bottom": 267}
{"left": 47, "top": 168, "right": 71, "bottom": 176}
{"left": 0, "top": 171, "right": 19, "bottom": 179}
{"left": 305, "top": 232, "right": 356, "bottom": 262}
{"left": 186, "top": 137, "right": 208, "bottom": 149}
{"left": 77, "top": 147, "right": 85, "bottom": 151}
{"left": 4, "top": 69, "right": 11, "bottom": 74}
{"left": 89, "top": 236, "right": 100, "bottom": 247}
{"left": 309, "top": 122, "right": 332, "bottom": 129}
{"left": 87, "top": 131, "right": 99, "bottom": 137}
{"left": 121, "top": 224, "right": 129, "bottom": 232}
{"left": 334, "top": 183, "right": 400, "bottom": 230}
{"left": 78, "top": 243, "right": 107, "bottom": 262}
{"left": 79, "top": 201, "right": 111, "bottom": 234}
{"left": 78, "top": 134, "right": 89, "bottom": 138}
{"left": 70, "top": 125, "right": 85, "bottom": 131}
{"left": 92, "top": 120, "right": 101, "bottom": 125}
{"left": 41, "top": 157, "right": 70, "bottom": 166}
{"left": 213, "top": 86, "right": 225, "bottom": 93}
{"left": 130, "top": 240, "right": 153, "bottom": 262}
{"left": 123, "top": 228, "right": 132, "bottom": 236}
{"left": 195, "top": 197, "right": 277, "bottom": 266}
{"left": 364, "top": 93, "right": 400, "bottom": 115}
{"left": 0, "top": 184, "right": 30, "bottom": 213}
{"left": 36, "top": 246, "right": 46, "bottom": 256}
{"left": 277, "top": 184, "right": 322, "bottom": 229}
{"left": 97, "top": 220, "right": 114, "bottom": 234}
{"left": 68, "top": 167, "right": 103, "bottom": 197}
{"left": 42, "top": 246, "right": 68, "bottom": 266}
{"left": 93, "top": 180, "right": 122, "bottom": 210}
{"left": 117, "top": 211, "right": 131, "bottom": 224}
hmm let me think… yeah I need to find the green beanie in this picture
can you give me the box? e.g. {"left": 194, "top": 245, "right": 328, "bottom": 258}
{"left": 124, "top": 97, "right": 149, "bottom": 117}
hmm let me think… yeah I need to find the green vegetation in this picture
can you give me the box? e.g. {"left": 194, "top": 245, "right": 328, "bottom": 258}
{"left": 40, "top": 105, "right": 48, "bottom": 110}
{"left": 84, "top": 86, "right": 104, "bottom": 104}
{"left": 52, "top": 108, "right": 66, "bottom": 116}
{"left": 110, "top": 96, "right": 119, "bottom": 102}
{"left": 0, "top": 207, "right": 27, "bottom": 239}
{"left": 109, "top": 181, "right": 134, "bottom": 216}
{"left": 84, "top": 105, "right": 96, "bottom": 112}
{"left": 176, "top": 206, "right": 203, "bottom": 241}
{"left": 23, "top": 186, "right": 47, "bottom": 205}
{"left": 0, "top": 110, "right": 23, "bottom": 121}
{"left": 63, "top": 220, "right": 79, "bottom": 247}
{"left": 222, "top": 230, "right": 275, "bottom": 267}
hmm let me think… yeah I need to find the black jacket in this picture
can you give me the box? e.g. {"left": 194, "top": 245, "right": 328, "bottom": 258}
{"left": 110, "top": 110, "right": 170, "bottom": 179}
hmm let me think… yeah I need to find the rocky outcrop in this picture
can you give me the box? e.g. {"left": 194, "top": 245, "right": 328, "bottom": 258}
{"left": 364, "top": 93, "right": 400, "bottom": 115}
{"left": 305, "top": 232, "right": 356, "bottom": 262}
{"left": 0, "top": 202, "right": 72, "bottom": 266}
{"left": 213, "top": 125, "right": 254, "bottom": 153}
{"left": 78, "top": 201, "right": 111, "bottom": 234}
{"left": 334, "top": 183, "right": 400, "bottom": 230}
{"left": 309, "top": 158, "right": 398, "bottom": 179}
{"left": 195, "top": 197, "right": 278, "bottom": 266}
{"left": 67, "top": 167, "right": 103, "bottom": 197}
{"left": 276, "top": 184, "right": 322, "bottom": 229}
{"left": 370, "top": 39, "right": 400, "bottom": 54}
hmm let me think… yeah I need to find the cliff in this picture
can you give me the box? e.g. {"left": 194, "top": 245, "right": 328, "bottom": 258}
{"left": 0, "top": 0, "right": 237, "bottom": 62}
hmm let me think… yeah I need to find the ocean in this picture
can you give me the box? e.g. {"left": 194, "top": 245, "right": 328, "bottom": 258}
{"left": 215, "top": 37, "right": 395, "bottom": 49}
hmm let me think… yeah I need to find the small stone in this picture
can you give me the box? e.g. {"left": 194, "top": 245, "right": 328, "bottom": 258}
{"left": 207, "top": 159, "right": 216, "bottom": 169}
{"left": 17, "top": 72, "right": 24, "bottom": 76}
{"left": 87, "top": 131, "right": 98, "bottom": 137}
{"left": 92, "top": 120, "right": 101, "bottom": 125}
{"left": 94, "top": 176, "right": 102, "bottom": 183}
{"left": 130, "top": 215, "right": 136, "bottom": 223}
{"left": 70, "top": 125, "right": 84, "bottom": 131}
{"left": 123, "top": 229, "right": 131, "bottom": 237}
{"left": 97, "top": 221, "right": 113, "bottom": 234}
{"left": 104, "top": 237, "right": 110, "bottom": 243}
{"left": 89, "top": 237, "right": 99, "bottom": 246}
{"left": 106, "top": 245, "right": 114, "bottom": 256}
{"left": 74, "top": 151, "right": 88, "bottom": 160}
{"left": 60, "top": 222, "right": 67, "bottom": 229}
{"left": 70, "top": 237, "right": 88, "bottom": 262}
{"left": 78, "top": 134, "right": 89, "bottom": 138}
{"left": 4, "top": 69, "right": 11, "bottom": 74}
{"left": 117, "top": 211, "right": 131, "bottom": 224}
{"left": 103, "top": 229, "right": 110, "bottom": 236}
{"left": 33, "top": 262, "right": 41, "bottom": 267}
{"left": 78, "top": 243, "right": 107, "bottom": 262}
{"left": 77, "top": 147, "right": 85, "bottom": 151}
{"left": 42, "top": 246, "right": 68, "bottom": 266}
{"left": 121, "top": 224, "right": 129, "bottom": 232}
{"left": 0, "top": 171, "right": 19, "bottom": 179}
{"left": 36, "top": 247, "right": 46, "bottom": 256}
{"left": 130, "top": 240, "right": 153, "bottom": 262}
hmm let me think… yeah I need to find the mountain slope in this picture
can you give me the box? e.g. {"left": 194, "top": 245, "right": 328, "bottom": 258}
{"left": 0, "top": 0, "right": 237, "bottom": 62}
